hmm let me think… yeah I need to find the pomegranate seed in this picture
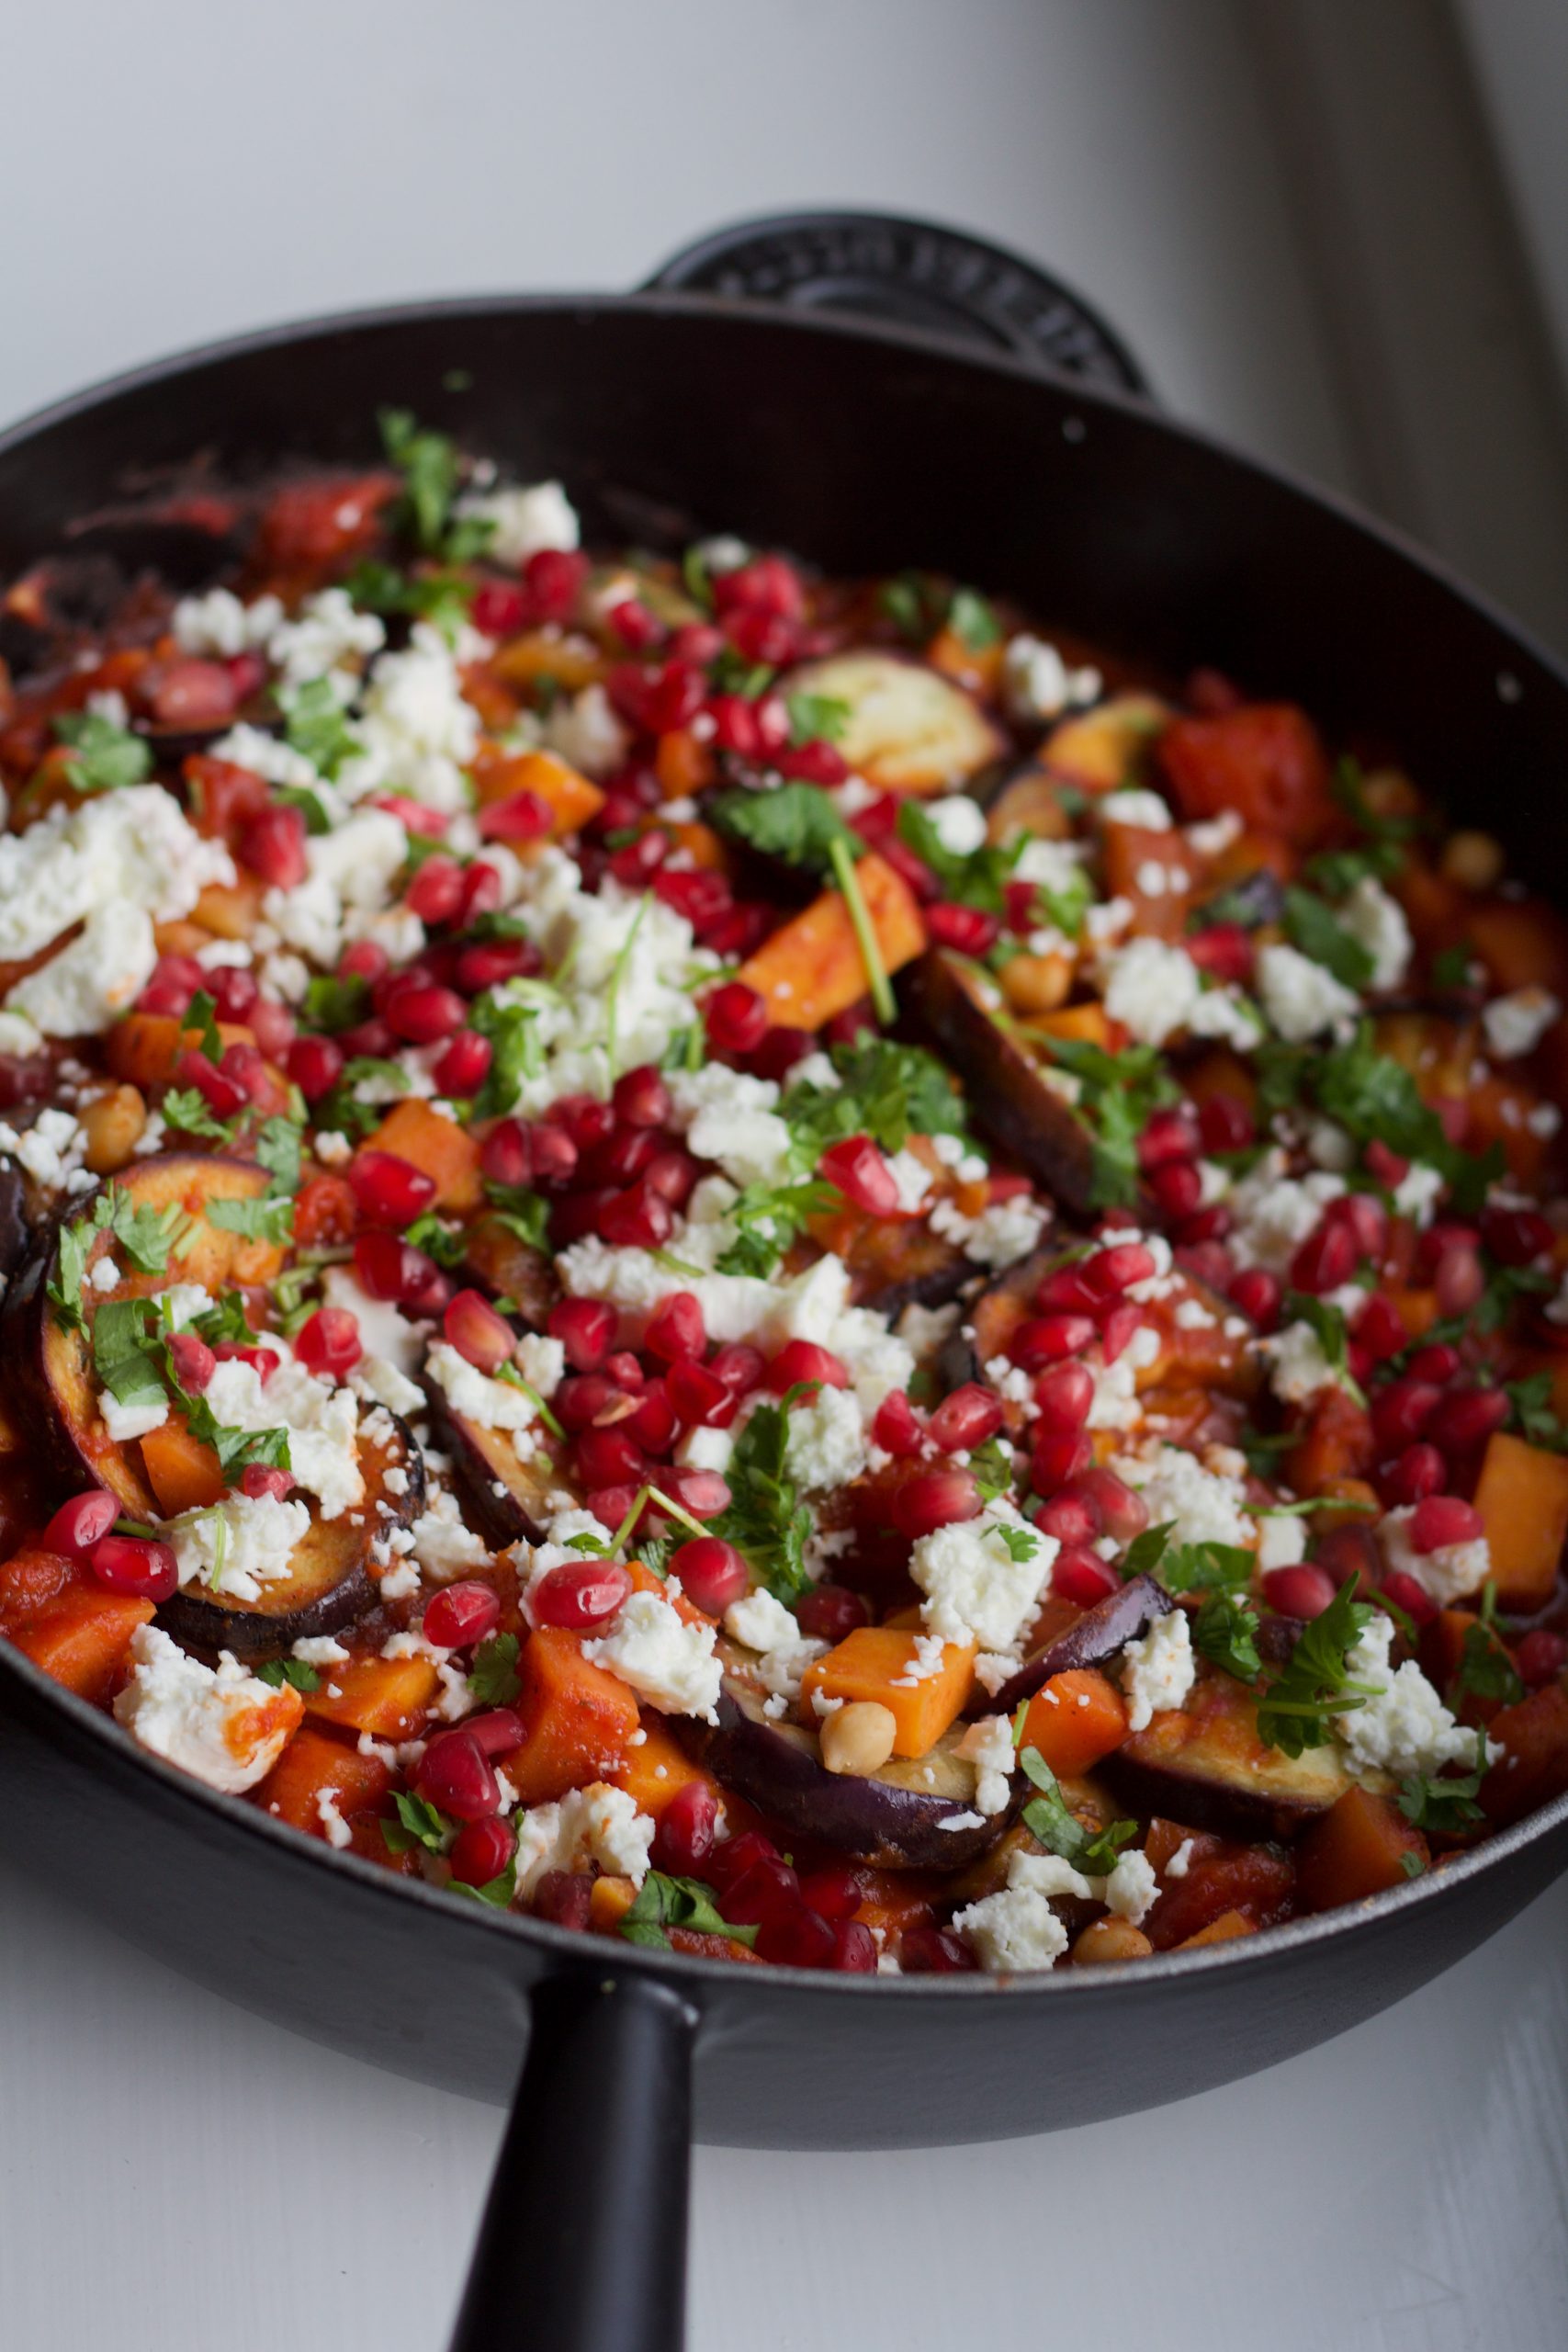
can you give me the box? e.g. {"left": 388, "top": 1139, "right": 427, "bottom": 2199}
{"left": 901, "top": 1926, "right": 979, "bottom": 1973}
{"left": 644, "top": 1293, "right": 705, "bottom": 1365}
{"left": 42, "top": 1490, "right": 118, "bottom": 1555}
{"left": 423, "top": 1582, "right": 502, "bottom": 1650}
{"left": 1052, "top": 1547, "right": 1119, "bottom": 1605}
{"left": 873, "top": 1390, "right": 924, "bottom": 1455}
{"left": 1378, "top": 1570, "right": 1438, "bottom": 1628}
{"left": 723, "top": 1855, "right": 802, "bottom": 1930}
{"left": 1035, "top": 1491, "right": 1100, "bottom": 1546}
{"left": 584, "top": 1483, "right": 637, "bottom": 1532}
{"left": 521, "top": 546, "right": 589, "bottom": 623}
{"left": 670, "top": 1538, "right": 749, "bottom": 1615}
{"left": 1083, "top": 1241, "right": 1156, "bottom": 1298}
{"left": 650, "top": 1782, "right": 719, "bottom": 1875}
{"left": 338, "top": 1015, "right": 397, "bottom": 1060}
{"left": 1138, "top": 1107, "right": 1198, "bottom": 1170}
{"left": 1381, "top": 1442, "right": 1446, "bottom": 1505}
{"left": 604, "top": 1352, "right": 646, "bottom": 1391}
{"left": 353, "top": 1230, "right": 419, "bottom": 1304}
{"left": 1290, "top": 1217, "right": 1359, "bottom": 1295}
{"left": 1482, "top": 1205, "right": 1553, "bottom": 1267}
{"left": 1032, "top": 1429, "right": 1094, "bottom": 1492}
{"left": 444, "top": 1288, "right": 514, "bottom": 1374}
{"left": 643, "top": 1148, "right": 699, "bottom": 1207}
{"left": 714, "top": 555, "right": 805, "bottom": 619}
{"left": 148, "top": 652, "right": 244, "bottom": 729}
{"left": 1357, "top": 1292, "right": 1408, "bottom": 1362}
{"left": 1197, "top": 1094, "right": 1255, "bottom": 1154}
{"left": 1329, "top": 1192, "right": 1387, "bottom": 1260}
{"left": 748, "top": 1026, "right": 814, "bottom": 1083}
{"left": 1187, "top": 925, "right": 1254, "bottom": 985}
{"left": 247, "top": 998, "right": 295, "bottom": 1059}
{"left": 457, "top": 863, "right": 506, "bottom": 926}
{"left": 661, "top": 1466, "right": 732, "bottom": 1519}
{"left": 212, "top": 1340, "right": 279, "bottom": 1384}
{"left": 450, "top": 1814, "right": 518, "bottom": 1887}
{"left": 477, "top": 790, "right": 553, "bottom": 843}
{"left": 533, "top": 1871, "right": 593, "bottom": 1928}
{"left": 1314, "top": 1522, "right": 1378, "bottom": 1590}
{"left": 173, "top": 1049, "right": 245, "bottom": 1119}
{"left": 1071, "top": 1467, "right": 1150, "bottom": 1541}
{"left": 706, "top": 1830, "right": 780, "bottom": 1892}
{"left": 1036, "top": 1266, "right": 1099, "bottom": 1316}
{"left": 239, "top": 805, "right": 308, "bottom": 888}
{"left": 1435, "top": 1243, "right": 1484, "bottom": 1317}
{"left": 795, "top": 1584, "right": 870, "bottom": 1641}
{"left": 291, "top": 1030, "right": 345, "bottom": 1101}
{"left": 294, "top": 1306, "right": 363, "bottom": 1379}
{"left": 557, "top": 1374, "right": 625, "bottom": 1432}
{"left": 337, "top": 938, "right": 389, "bottom": 982}
{"left": 547, "top": 1297, "right": 615, "bottom": 1373}
{"left": 1365, "top": 1137, "right": 1409, "bottom": 1186}
{"left": 1100, "top": 1304, "right": 1146, "bottom": 1366}
{"left": 1371, "top": 1379, "right": 1442, "bottom": 1452}
{"left": 611, "top": 1064, "right": 671, "bottom": 1131}
{"left": 708, "top": 1343, "right": 765, "bottom": 1398}
{"left": 1406, "top": 1343, "right": 1461, "bottom": 1385}
{"left": 1517, "top": 1629, "right": 1567, "bottom": 1686}
{"left": 207, "top": 966, "right": 258, "bottom": 1025}
{"left": 1033, "top": 1362, "right": 1095, "bottom": 1431}
{"left": 574, "top": 1425, "right": 646, "bottom": 1490}
{"left": 406, "top": 855, "right": 464, "bottom": 925}
{"left": 597, "top": 1183, "right": 674, "bottom": 1250}
{"left": 759, "top": 1907, "right": 839, "bottom": 1968}
{"left": 724, "top": 604, "right": 797, "bottom": 665}
{"left": 219, "top": 1042, "right": 272, "bottom": 1107}
{"left": 386, "top": 982, "right": 465, "bottom": 1046}
{"left": 891, "top": 1469, "right": 981, "bottom": 1540}
{"left": 350, "top": 1149, "right": 436, "bottom": 1227}
{"left": 417, "top": 1732, "right": 500, "bottom": 1822}
{"left": 704, "top": 980, "right": 769, "bottom": 1056}
{"left": 1012, "top": 1312, "right": 1095, "bottom": 1369}
{"left": 89, "top": 1535, "right": 178, "bottom": 1602}
{"left": 1176, "top": 1208, "right": 1234, "bottom": 1251}
{"left": 1427, "top": 1386, "right": 1509, "bottom": 1453}
{"left": 822, "top": 1001, "right": 876, "bottom": 1049}
{"left": 167, "top": 1330, "right": 216, "bottom": 1392}
{"left": 1409, "top": 1496, "right": 1484, "bottom": 1553}
{"left": 764, "top": 1340, "right": 849, "bottom": 1395}
{"left": 927, "top": 1384, "right": 1004, "bottom": 1453}
{"left": 666, "top": 1358, "right": 731, "bottom": 1428}
{"left": 434, "top": 1029, "right": 492, "bottom": 1096}
{"left": 241, "top": 1464, "right": 295, "bottom": 1500}
{"left": 1262, "top": 1565, "right": 1337, "bottom": 1619}
{"left": 819, "top": 1135, "right": 901, "bottom": 1217}
{"left": 705, "top": 693, "right": 762, "bottom": 756}
{"left": 1150, "top": 1160, "right": 1202, "bottom": 1219}
{"left": 792, "top": 1865, "right": 860, "bottom": 1925}
{"left": 925, "top": 902, "right": 1000, "bottom": 955}
{"left": 479, "top": 1119, "right": 534, "bottom": 1188}
{"left": 654, "top": 867, "right": 732, "bottom": 931}
{"left": 457, "top": 940, "right": 535, "bottom": 992}
{"left": 533, "top": 1558, "right": 633, "bottom": 1630}
{"left": 469, "top": 580, "right": 529, "bottom": 638}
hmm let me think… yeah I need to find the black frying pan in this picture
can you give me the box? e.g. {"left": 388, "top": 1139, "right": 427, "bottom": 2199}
{"left": 2, "top": 212, "right": 1567, "bottom": 2352}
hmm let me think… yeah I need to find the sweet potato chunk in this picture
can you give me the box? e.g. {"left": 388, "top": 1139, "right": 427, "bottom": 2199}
{"left": 256, "top": 1725, "right": 392, "bottom": 1836}
{"left": 1472, "top": 1431, "right": 1568, "bottom": 1611}
{"left": 305, "top": 1654, "right": 442, "bottom": 1739}
{"left": 502, "top": 1625, "right": 641, "bottom": 1806}
{"left": 737, "top": 854, "right": 926, "bottom": 1030}
{"left": 365, "top": 1098, "right": 483, "bottom": 1213}
{"left": 801, "top": 1626, "right": 975, "bottom": 1758}
{"left": 1294, "top": 1786, "right": 1428, "bottom": 1913}
{"left": 9, "top": 1585, "right": 153, "bottom": 1702}
{"left": 1020, "top": 1669, "right": 1129, "bottom": 1780}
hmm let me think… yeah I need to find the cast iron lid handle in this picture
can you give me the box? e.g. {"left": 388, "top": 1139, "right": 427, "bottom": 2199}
{"left": 644, "top": 208, "right": 1152, "bottom": 397}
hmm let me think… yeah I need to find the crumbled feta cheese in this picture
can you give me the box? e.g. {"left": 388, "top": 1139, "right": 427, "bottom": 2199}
{"left": 1482, "top": 986, "right": 1560, "bottom": 1060}
{"left": 1099, "top": 788, "right": 1172, "bottom": 831}
{"left": 100, "top": 1392, "right": 169, "bottom": 1443}
{"left": 411, "top": 1487, "right": 491, "bottom": 1583}
{"left": 543, "top": 682, "right": 630, "bottom": 779}
{"left": 1336, "top": 1614, "right": 1497, "bottom": 1779}
{"left": 315, "top": 1788, "right": 353, "bottom": 1849}
{"left": 0, "top": 786, "right": 234, "bottom": 970}
{"left": 953, "top": 1880, "right": 1069, "bottom": 1972}
{"left": 514, "top": 1780, "right": 655, "bottom": 1895}
{"left": 516, "top": 1332, "right": 566, "bottom": 1398}
{"left": 165, "top": 1490, "right": 311, "bottom": 1603}
{"left": 1110, "top": 1443, "right": 1254, "bottom": 1551}
{"left": 1101, "top": 1849, "right": 1159, "bottom": 1924}
{"left": 1377, "top": 1504, "right": 1491, "bottom": 1606}
{"left": 202, "top": 1347, "right": 364, "bottom": 1520}
{"left": 1165, "top": 1837, "right": 1195, "bottom": 1878}
{"left": 1256, "top": 944, "right": 1359, "bottom": 1041}
{"left": 1339, "top": 876, "right": 1412, "bottom": 991}
{"left": 1227, "top": 1152, "right": 1346, "bottom": 1273}
{"left": 1262, "top": 1318, "right": 1352, "bottom": 1406}
{"left": 267, "top": 587, "right": 386, "bottom": 689}
{"left": 922, "top": 795, "right": 988, "bottom": 856}
{"left": 172, "top": 587, "right": 283, "bottom": 657}
{"left": 113, "top": 1623, "right": 299, "bottom": 1793}
{"left": 784, "top": 1385, "right": 869, "bottom": 1491}
{"left": 1255, "top": 1513, "right": 1308, "bottom": 1572}
{"left": 666, "top": 1063, "right": 793, "bottom": 1189}
{"left": 956, "top": 1713, "right": 1018, "bottom": 1815}
{"left": 724, "top": 1587, "right": 801, "bottom": 1654}
{"left": 1119, "top": 1608, "right": 1196, "bottom": 1732}
{"left": 0, "top": 1105, "right": 88, "bottom": 1191}
{"left": 1099, "top": 936, "right": 1201, "bottom": 1046}
{"left": 911, "top": 1506, "right": 1057, "bottom": 1652}
{"left": 424, "top": 1341, "right": 543, "bottom": 1453}
{"left": 292, "top": 1634, "right": 351, "bottom": 1667}
{"left": 455, "top": 480, "right": 580, "bottom": 565}
{"left": 930, "top": 1191, "right": 1050, "bottom": 1268}
{"left": 885, "top": 1148, "right": 932, "bottom": 1214}
{"left": 583, "top": 1590, "right": 722, "bottom": 1721}
{"left": 1001, "top": 633, "right": 1101, "bottom": 723}
{"left": 1392, "top": 1162, "right": 1445, "bottom": 1226}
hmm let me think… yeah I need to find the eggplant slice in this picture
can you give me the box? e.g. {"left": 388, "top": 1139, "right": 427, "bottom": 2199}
{"left": 157, "top": 1409, "right": 424, "bottom": 1662}
{"left": 935, "top": 1244, "right": 1057, "bottom": 1400}
{"left": 1101, "top": 1668, "right": 1390, "bottom": 1843}
{"left": 781, "top": 650, "right": 1004, "bottom": 795}
{"left": 427, "top": 1383, "right": 572, "bottom": 1548}
{"left": 1, "top": 1153, "right": 287, "bottom": 1517}
{"left": 677, "top": 1639, "right": 1013, "bottom": 1871}
{"left": 990, "top": 1574, "right": 1173, "bottom": 1715}
{"left": 460, "top": 1212, "right": 557, "bottom": 1330}
{"left": 902, "top": 949, "right": 1100, "bottom": 1214}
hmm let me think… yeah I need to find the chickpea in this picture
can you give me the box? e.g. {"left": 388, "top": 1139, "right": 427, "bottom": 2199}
{"left": 1441, "top": 830, "right": 1506, "bottom": 893}
{"left": 819, "top": 1701, "right": 897, "bottom": 1778}
{"left": 999, "top": 951, "right": 1072, "bottom": 1016}
{"left": 152, "top": 919, "right": 209, "bottom": 957}
{"left": 1071, "top": 1917, "right": 1154, "bottom": 1966}
{"left": 81, "top": 1084, "right": 147, "bottom": 1175}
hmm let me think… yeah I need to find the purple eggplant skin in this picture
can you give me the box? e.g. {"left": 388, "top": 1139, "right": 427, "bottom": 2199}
{"left": 935, "top": 1245, "right": 1057, "bottom": 1396}
{"left": 1101, "top": 1690, "right": 1375, "bottom": 1845}
{"left": 901, "top": 948, "right": 1100, "bottom": 1214}
{"left": 989, "top": 1574, "right": 1172, "bottom": 1716}
{"left": 427, "top": 1383, "right": 570, "bottom": 1548}
{"left": 0, "top": 1163, "right": 29, "bottom": 1281}
{"left": 677, "top": 1657, "right": 1010, "bottom": 1871}
{"left": 155, "top": 1410, "right": 425, "bottom": 1664}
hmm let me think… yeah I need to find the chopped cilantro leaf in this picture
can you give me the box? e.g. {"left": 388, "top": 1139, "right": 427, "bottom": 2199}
{"left": 1017, "top": 1747, "right": 1136, "bottom": 1876}
{"left": 381, "top": 1791, "right": 456, "bottom": 1856}
{"left": 1282, "top": 888, "right": 1376, "bottom": 989}
{"left": 51, "top": 709, "right": 152, "bottom": 794}
{"left": 1192, "top": 1590, "right": 1263, "bottom": 1681}
{"left": 948, "top": 587, "right": 1001, "bottom": 650}
{"left": 206, "top": 1194, "right": 296, "bottom": 1244}
{"left": 710, "top": 1396, "right": 814, "bottom": 1603}
{"left": 256, "top": 1657, "right": 321, "bottom": 1693}
{"left": 711, "top": 781, "right": 861, "bottom": 877}
{"left": 619, "top": 1871, "right": 760, "bottom": 1950}
{"left": 1036, "top": 1034, "right": 1179, "bottom": 1209}
{"left": 1396, "top": 1728, "right": 1492, "bottom": 1834}
{"left": 282, "top": 676, "right": 360, "bottom": 780}
{"left": 468, "top": 1634, "right": 521, "bottom": 1709}
{"left": 1255, "top": 1577, "right": 1376, "bottom": 1757}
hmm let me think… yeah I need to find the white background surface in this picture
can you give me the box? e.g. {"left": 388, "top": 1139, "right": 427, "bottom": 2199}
{"left": 2, "top": 3, "right": 1566, "bottom": 2346}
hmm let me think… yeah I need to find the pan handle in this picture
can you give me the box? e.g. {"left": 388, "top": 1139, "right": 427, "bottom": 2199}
{"left": 446, "top": 1968, "right": 697, "bottom": 2352}
{"left": 642, "top": 208, "right": 1151, "bottom": 397}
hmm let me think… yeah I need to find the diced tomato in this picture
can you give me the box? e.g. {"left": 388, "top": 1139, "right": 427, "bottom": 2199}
{"left": 1158, "top": 704, "right": 1336, "bottom": 845}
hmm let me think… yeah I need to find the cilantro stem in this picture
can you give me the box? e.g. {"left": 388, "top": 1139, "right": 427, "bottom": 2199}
{"left": 495, "top": 1364, "right": 565, "bottom": 1442}
{"left": 829, "top": 834, "right": 894, "bottom": 1026}
{"left": 604, "top": 893, "right": 650, "bottom": 1081}
{"left": 649, "top": 1247, "right": 708, "bottom": 1280}
{"left": 643, "top": 1485, "right": 716, "bottom": 1544}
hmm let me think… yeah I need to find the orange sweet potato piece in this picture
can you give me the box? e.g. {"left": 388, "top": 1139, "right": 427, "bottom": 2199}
{"left": 608, "top": 1717, "right": 717, "bottom": 1816}
{"left": 1101, "top": 824, "right": 1192, "bottom": 941}
{"left": 140, "top": 1418, "right": 227, "bottom": 1514}
{"left": 1179, "top": 1908, "right": 1258, "bottom": 1948}
{"left": 490, "top": 630, "right": 606, "bottom": 694}
{"left": 1027, "top": 1001, "right": 1116, "bottom": 1052}
{"left": 1466, "top": 897, "right": 1568, "bottom": 996}
{"left": 589, "top": 1873, "right": 637, "bottom": 1931}
{"left": 8, "top": 1586, "right": 153, "bottom": 1702}
{"left": 503, "top": 1624, "right": 641, "bottom": 1806}
{"left": 365, "top": 1098, "right": 483, "bottom": 1213}
{"left": 0, "top": 1544, "right": 75, "bottom": 1626}
{"left": 1480, "top": 1685, "right": 1568, "bottom": 1826}
{"left": 1472, "top": 1431, "right": 1568, "bottom": 1610}
{"left": 306, "top": 1655, "right": 443, "bottom": 1739}
{"left": 1294, "top": 1786, "right": 1428, "bottom": 1913}
{"left": 801, "top": 1625, "right": 975, "bottom": 1758}
{"left": 1285, "top": 1386, "right": 1375, "bottom": 1494}
{"left": 474, "top": 745, "right": 605, "bottom": 837}
{"left": 105, "top": 1012, "right": 254, "bottom": 1091}
{"left": 737, "top": 853, "right": 926, "bottom": 1030}
{"left": 654, "top": 729, "right": 716, "bottom": 802}
{"left": 1145, "top": 1843, "right": 1294, "bottom": 1950}
{"left": 256, "top": 1725, "right": 392, "bottom": 1836}
{"left": 1020, "top": 1668, "right": 1129, "bottom": 1779}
